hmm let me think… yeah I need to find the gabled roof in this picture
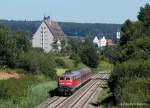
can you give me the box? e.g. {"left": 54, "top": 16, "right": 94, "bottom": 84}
{"left": 44, "top": 16, "right": 64, "bottom": 38}
{"left": 94, "top": 36, "right": 105, "bottom": 40}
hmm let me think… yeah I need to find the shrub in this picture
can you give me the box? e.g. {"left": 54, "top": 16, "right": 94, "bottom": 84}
{"left": 80, "top": 41, "right": 100, "bottom": 68}
{"left": 70, "top": 53, "right": 81, "bottom": 67}
{"left": 55, "top": 57, "right": 75, "bottom": 69}
{"left": 63, "top": 58, "right": 75, "bottom": 69}
{"left": 18, "top": 50, "right": 57, "bottom": 80}
{"left": 108, "top": 59, "right": 150, "bottom": 106}
{"left": 0, "top": 75, "right": 39, "bottom": 102}
{"left": 55, "top": 58, "right": 66, "bottom": 68}
{"left": 119, "top": 78, "right": 150, "bottom": 104}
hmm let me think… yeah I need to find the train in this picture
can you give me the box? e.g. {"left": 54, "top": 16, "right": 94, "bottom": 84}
{"left": 57, "top": 68, "right": 92, "bottom": 96}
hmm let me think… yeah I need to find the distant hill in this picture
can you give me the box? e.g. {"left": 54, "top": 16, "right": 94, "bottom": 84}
{"left": 0, "top": 20, "right": 41, "bottom": 38}
{"left": 0, "top": 20, "right": 121, "bottom": 40}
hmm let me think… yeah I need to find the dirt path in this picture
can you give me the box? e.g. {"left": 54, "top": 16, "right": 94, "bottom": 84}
{"left": 0, "top": 70, "right": 19, "bottom": 80}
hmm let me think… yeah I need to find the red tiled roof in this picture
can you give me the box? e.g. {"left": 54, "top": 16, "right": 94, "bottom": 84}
{"left": 44, "top": 19, "right": 64, "bottom": 38}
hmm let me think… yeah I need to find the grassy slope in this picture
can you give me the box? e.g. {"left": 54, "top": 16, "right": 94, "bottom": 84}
{"left": 0, "top": 81, "right": 57, "bottom": 108}
{"left": 97, "top": 61, "right": 113, "bottom": 71}
{"left": 92, "top": 60, "right": 113, "bottom": 74}
{"left": 56, "top": 68, "right": 67, "bottom": 76}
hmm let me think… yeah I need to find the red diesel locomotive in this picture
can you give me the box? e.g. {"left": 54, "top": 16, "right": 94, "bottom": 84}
{"left": 58, "top": 68, "right": 91, "bottom": 96}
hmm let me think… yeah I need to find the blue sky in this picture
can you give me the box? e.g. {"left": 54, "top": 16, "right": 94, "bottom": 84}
{"left": 0, "top": 0, "right": 149, "bottom": 23}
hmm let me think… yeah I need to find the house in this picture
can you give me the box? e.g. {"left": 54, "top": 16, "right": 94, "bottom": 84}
{"left": 107, "top": 39, "right": 113, "bottom": 46}
{"left": 93, "top": 36, "right": 100, "bottom": 47}
{"left": 99, "top": 36, "right": 107, "bottom": 47}
{"left": 116, "top": 31, "right": 121, "bottom": 39}
{"left": 32, "top": 16, "right": 64, "bottom": 52}
{"left": 93, "top": 36, "right": 113, "bottom": 48}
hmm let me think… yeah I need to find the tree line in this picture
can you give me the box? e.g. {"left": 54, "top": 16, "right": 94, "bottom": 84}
{"left": 0, "top": 25, "right": 57, "bottom": 79}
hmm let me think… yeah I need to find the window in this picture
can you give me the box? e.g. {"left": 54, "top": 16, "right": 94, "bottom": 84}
{"left": 60, "top": 77, "right": 64, "bottom": 80}
{"left": 66, "top": 77, "right": 70, "bottom": 80}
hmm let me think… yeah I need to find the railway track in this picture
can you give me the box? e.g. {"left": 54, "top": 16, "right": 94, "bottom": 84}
{"left": 37, "top": 71, "right": 110, "bottom": 108}
{"left": 70, "top": 74, "right": 108, "bottom": 108}
{"left": 46, "top": 97, "right": 67, "bottom": 108}
{"left": 44, "top": 97, "right": 60, "bottom": 108}
{"left": 45, "top": 80, "right": 97, "bottom": 108}
{"left": 69, "top": 81, "right": 100, "bottom": 108}
{"left": 56, "top": 81, "right": 98, "bottom": 108}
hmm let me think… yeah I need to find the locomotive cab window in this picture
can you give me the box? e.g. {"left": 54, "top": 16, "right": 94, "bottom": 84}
{"left": 60, "top": 77, "right": 64, "bottom": 80}
{"left": 66, "top": 77, "right": 70, "bottom": 80}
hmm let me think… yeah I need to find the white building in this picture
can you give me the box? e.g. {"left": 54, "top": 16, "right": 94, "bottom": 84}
{"left": 116, "top": 31, "right": 121, "bottom": 39}
{"left": 99, "top": 36, "right": 107, "bottom": 47}
{"left": 32, "top": 16, "right": 64, "bottom": 52}
{"left": 93, "top": 36, "right": 107, "bottom": 48}
{"left": 93, "top": 36, "right": 100, "bottom": 47}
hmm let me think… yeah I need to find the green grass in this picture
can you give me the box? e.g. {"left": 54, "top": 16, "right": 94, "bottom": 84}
{"left": 0, "top": 81, "right": 57, "bottom": 108}
{"left": 92, "top": 61, "right": 113, "bottom": 74}
{"left": 98, "top": 88, "right": 116, "bottom": 108}
{"left": 56, "top": 68, "right": 67, "bottom": 76}
{"left": 75, "top": 63, "right": 86, "bottom": 69}
{"left": 97, "top": 61, "right": 114, "bottom": 71}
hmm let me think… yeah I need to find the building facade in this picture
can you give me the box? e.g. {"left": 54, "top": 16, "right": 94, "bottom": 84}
{"left": 100, "top": 36, "right": 107, "bottom": 47}
{"left": 93, "top": 36, "right": 100, "bottom": 47}
{"left": 93, "top": 36, "right": 113, "bottom": 48}
{"left": 32, "top": 16, "right": 64, "bottom": 52}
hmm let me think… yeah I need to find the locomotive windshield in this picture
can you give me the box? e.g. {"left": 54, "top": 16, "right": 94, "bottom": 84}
{"left": 66, "top": 77, "right": 70, "bottom": 80}
{"left": 60, "top": 77, "right": 64, "bottom": 80}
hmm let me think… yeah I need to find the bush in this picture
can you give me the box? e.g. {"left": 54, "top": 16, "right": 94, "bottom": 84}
{"left": 0, "top": 75, "right": 39, "bottom": 102}
{"left": 18, "top": 50, "right": 57, "bottom": 80}
{"left": 55, "top": 58, "right": 66, "bottom": 68}
{"left": 55, "top": 57, "right": 75, "bottom": 69}
{"left": 119, "top": 78, "right": 150, "bottom": 104}
{"left": 79, "top": 38, "right": 100, "bottom": 68}
{"left": 0, "top": 77, "right": 57, "bottom": 108}
{"left": 63, "top": 58, "right": 75, "bottom": 69}
{"left": 108, "top": 59, "right": 150, "bottom": 107}
{"left": 70, "top": 53, "right": 81, "bottom": 67}
{"left": 0, "top": 27, "right": 31, "bottom": 68}
{"left": 97, "top": 60, "right": 113, "bottom": 71}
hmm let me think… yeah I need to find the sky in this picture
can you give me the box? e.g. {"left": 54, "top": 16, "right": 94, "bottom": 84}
{"left": 0, "top": 0, "right": 149, "bottom": 24}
